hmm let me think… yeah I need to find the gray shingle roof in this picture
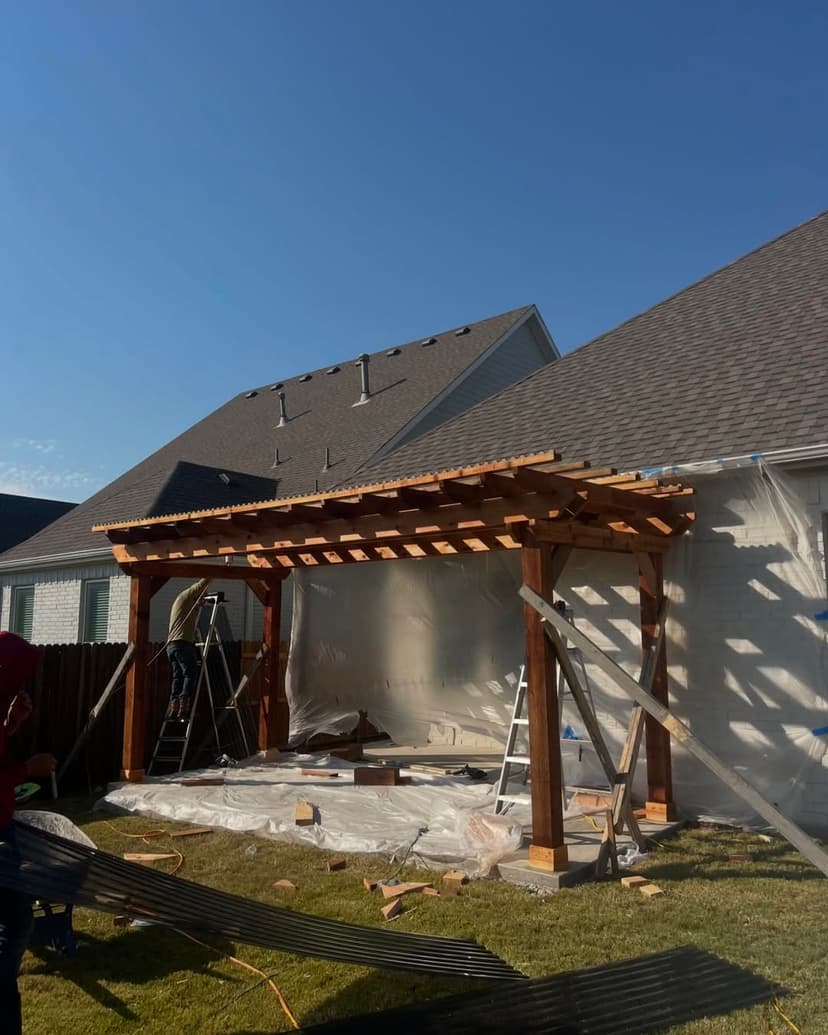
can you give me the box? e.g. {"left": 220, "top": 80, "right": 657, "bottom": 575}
{"left": 0, "top": 494, "right": 77, "bottom": 554}
{"left": 353, "top": 212, "right": 828, "bottom": 485}
{"left": 0, "top": 307, "right": 532, "bottom": 563}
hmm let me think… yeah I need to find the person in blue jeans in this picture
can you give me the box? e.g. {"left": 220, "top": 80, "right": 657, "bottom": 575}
{"left": 165, "top": 579, "right": 210, "bottom": 720}
{"left": 0, "top": 632, "right": 56, "bottom": 1035}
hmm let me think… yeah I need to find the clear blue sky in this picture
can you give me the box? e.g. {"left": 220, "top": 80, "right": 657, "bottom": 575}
{"left": 1, "top": 1, "right": 825, "bottom": 500}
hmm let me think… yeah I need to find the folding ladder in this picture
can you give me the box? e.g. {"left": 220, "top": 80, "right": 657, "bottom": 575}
{"left": 148, "top": 593, "right": 251, "bottom": 775}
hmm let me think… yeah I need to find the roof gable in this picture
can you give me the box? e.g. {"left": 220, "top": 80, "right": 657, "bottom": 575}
{"left": 0, "top": 494, "right": 77, "bottom": 554}
{"left": 0, "top": 306, "right": 536, "bottom": 564}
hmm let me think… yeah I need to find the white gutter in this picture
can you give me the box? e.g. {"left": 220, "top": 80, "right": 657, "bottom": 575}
{"left": 0, "top": 547, "right": 114, "bottom": 574}
{"left": 638, "top": 442, "right": 828, "bottom": 478}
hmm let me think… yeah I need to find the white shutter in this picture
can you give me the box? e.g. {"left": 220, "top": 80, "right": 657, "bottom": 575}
{"left": 11, "top": 587, "right": 34, "bottom": 641}
{"left": 82, "top": 581, "right": 110, "bottom": 642}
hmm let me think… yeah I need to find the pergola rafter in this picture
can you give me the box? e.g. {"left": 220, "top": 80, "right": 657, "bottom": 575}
{"left": 95, "top": 450, "right": 694, "bottom": 875}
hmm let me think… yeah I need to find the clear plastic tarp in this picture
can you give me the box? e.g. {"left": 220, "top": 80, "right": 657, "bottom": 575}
{"left": 285, "top": 459, "right": 828, "bottom": 834}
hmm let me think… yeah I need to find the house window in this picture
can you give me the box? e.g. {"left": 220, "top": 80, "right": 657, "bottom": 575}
{"left": 11, "top": 586, "right": 35, "bottom": 641}
{"left": 80, "top": 580, "right": 110, "bottom": 643}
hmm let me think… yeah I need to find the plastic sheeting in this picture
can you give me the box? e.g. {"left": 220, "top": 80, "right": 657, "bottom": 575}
{"left": 101, "top": 755, "right": 524, "bottom": 876}
{"left": 283, "top": 459, "right": 828, "bottom": 834}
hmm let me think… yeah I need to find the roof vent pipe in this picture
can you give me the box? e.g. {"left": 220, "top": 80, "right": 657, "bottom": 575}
{"left": 323, "top": 447, "right": 331, "bottom": 472}
{"left": 355, "top": 353, "right": 371, "bottom": 405}
{"left": 277, "top": 391, "right": 289, "bottom": 427}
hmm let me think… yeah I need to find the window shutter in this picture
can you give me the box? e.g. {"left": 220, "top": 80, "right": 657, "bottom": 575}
{"left": 12, "top": 587, "right": 35, "bottom": 641}
{"left": 83, "top": 581, "right": 110, "bottom": 643}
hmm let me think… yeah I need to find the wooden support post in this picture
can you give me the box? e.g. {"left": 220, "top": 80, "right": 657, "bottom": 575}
{"left": 259, "top": 575, "right": 288, "bottom": 751}
{"left": 522, "top": 539, "right": 570, "bottom": 871}
{"left": 638, "top": 552, "right": 675, "bottom": 821}
{"left": 121, "top": 577, "right": 152, "bottom": 782}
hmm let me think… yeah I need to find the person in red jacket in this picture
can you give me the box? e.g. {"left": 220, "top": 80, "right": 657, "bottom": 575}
{"left": 0, "top": 632, "right": 56, "bottom": 1035}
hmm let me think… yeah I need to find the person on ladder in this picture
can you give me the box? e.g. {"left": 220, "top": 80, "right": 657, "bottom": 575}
{"left": 166, "top": 579, "right": 211, "bottom": 720}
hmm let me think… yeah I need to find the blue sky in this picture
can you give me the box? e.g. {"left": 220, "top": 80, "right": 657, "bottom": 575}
{"left": 1, "top": 1, "right": 825, "bottom": 500}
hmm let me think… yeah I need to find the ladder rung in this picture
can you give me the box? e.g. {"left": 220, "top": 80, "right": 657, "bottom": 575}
{"left": 159, "top": 737, "right": 187, "bottom": 743}
{"left": 512, "top": 718, "right": 529, "bottom": 726}
{"left": 505, "top": 755, "right": 531, "bottom": 765}
{"left": 496, "top": 793, "right": 532, "bottom": 805}
{"left": 154, "top": 756, "right": 184, "bottom": 763}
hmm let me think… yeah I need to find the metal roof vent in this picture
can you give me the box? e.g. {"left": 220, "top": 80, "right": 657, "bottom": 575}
{"left": 420, "top": 337, "right": 437, "bottom": 347}
{"left": 323, "top": 447, "right": 331, "bottom": 472}
{"left": 245, "top": 391, "right": 258, "bottom": 399}
{"left": 454, "top": 326, "right": 470, "bottom": 336}
{"left": 386, "top": 347, "right": 401, "bottom": 357}
{"left": 354, "top": 353, "right": 371, "bottom": 406}
{"left": 326, "top": 365, "right": 341, "bottom": 374}
{"left": 299, "top": 373, "right": 312, "bottom": 383}
{"left": 277, "top": 391, "right": 289, "bottom": 427}
{"left": 218, "top": 472, "right": 233, "bottom": 486}
{"left": 270, "top": 382, "right": 284, "bottom": 391}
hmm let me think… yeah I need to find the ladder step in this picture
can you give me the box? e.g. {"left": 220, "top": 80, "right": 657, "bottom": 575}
{"left": 512, "top": 718, "right": 529, "bottom": 726}
{"left": 496, "top": 793, "right": 532, "bottom": 805}
{"left": 154, "top": 755, "right": 184, "bottom": 763}
{"left": 158, "top": 737, "right": 187, "bottom": 744}
{"left": 504, "top": 755, "right": 531, "bottom": 765}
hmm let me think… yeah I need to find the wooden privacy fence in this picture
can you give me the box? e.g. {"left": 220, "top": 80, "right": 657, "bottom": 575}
{"left": 12, "top": 640, "right": 377, "bottom": 792}
{"left": 13, "top": 641, "right": 256, "bottom": 791}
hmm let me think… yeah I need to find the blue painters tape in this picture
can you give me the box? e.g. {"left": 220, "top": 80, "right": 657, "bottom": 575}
{"left": 812, "top": 726, "right": 828, "bottom": 737}
{"left": 814, "top": 610, "right": 828, "bottom": 622}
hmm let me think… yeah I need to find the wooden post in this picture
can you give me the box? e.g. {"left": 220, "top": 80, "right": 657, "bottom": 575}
{"left": 259, "top": 575, "right": 288, "bottom": 751}
{"left": 121, "top": 576, "right": 152, "bottom": 781}
{"left": 522, "top": 538, "right": 569, "bottom": 871}
{"left": 638, "top": 551, "right": 676, "bottom": 821}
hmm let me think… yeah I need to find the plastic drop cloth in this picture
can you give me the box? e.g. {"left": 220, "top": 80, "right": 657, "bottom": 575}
{"left": 283, "top": 458, "right": 828, "bottom": 835}
{"left": 99, "top": 756, "right": 523, "bottom": 876}
{"left": 16, "top": 810, "right": 96, "bottom": 849}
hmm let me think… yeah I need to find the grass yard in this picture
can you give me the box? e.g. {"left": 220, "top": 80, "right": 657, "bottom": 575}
{"left": 19, "top": 802, "right": 825, "bottom": 1034}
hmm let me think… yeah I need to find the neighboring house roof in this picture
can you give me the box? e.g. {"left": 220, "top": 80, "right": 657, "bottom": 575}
{"left": 354, "top": 211, "right": 828, "bottom": 486}
{"left": 0, "top": 494, "right": 77, "bottom": 554}
{"left": 1, "top": 305, "right": 548, "bottom": 565}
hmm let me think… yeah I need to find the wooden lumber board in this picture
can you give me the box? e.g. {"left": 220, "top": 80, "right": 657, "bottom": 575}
{"left": 178, "top": 777, "right": 224, "bottom": 787}
{"left": 295, "top": 801, "right": 316, "bottom": 826}
{"left": 381, "top": 898, "right": 403, "bottom": 920}
{"left": 544, "top": 623, "right": 644, "bottom": 849}
{"left": 380, "top": 882, "right": 432, "bottom": 899}
{"left": 301, "top": 769, "right": 339, "bottom": 778}
{"left": 170, "top": 827, "right": 212, "bottom": 838}
{"left": 354, "top": 766, "right": 402, "bottom": 786}
{"left": 521, "top": 585, "right": 828, "bottom": 879}
{"left": 124, "top": 853, "right": 179, "bottom": 864}
{"left": 273, "top": 880, "right": 297, "bottom": 893}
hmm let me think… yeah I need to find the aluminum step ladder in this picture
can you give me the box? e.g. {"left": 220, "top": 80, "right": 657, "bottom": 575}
{"left": 148, "top": 593, "right": 251, "bottom": 776}
{"left": 493, "top": 603, "right": 605, "bottom": 815}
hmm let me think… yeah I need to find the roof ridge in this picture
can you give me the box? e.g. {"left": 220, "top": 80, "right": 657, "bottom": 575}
{"left": 566, "top": 210, "right": 828, "bottom": 357}
{"left": 247, "top": 304, "right": 533, "bottom": 394}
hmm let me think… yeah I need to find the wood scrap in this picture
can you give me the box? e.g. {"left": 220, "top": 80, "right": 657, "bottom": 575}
{"left": 124, "top": 853, "right": 179, "bottom": 864}
{"left": 178, "top": 777, "right": 224, "bottom": 787}
{"left": 326, "top": 858, "right": 346, "bottom": 872}
{"left": 381, "top": 898, "right": 403, "bottom": 920}
{"left": 380, "top": 881, "right": 432, "bottom": 899}
{"left": 170, "top": 827, "right": 212, "bottom": 838}
{"left": 638, "top": 883, "right": 664, "bottom": 897}
{"left": 294, "top": 801, "right": 316, "bottom": 826}
{"left": 301, "top": 769, "right": 339, "bottom": 778}
{"left": 422, "top": 887, "right": 440, "bottom": 897}
{"left": 363, "top": 878, "right": 378, "bottom": 892}
{"left": 273, "top": 880, "right": 297, "bottom": 893}
{"left": 441, "top": 870, "right": 468, "bottom": 895}
{"left": 354, "top": 766, "right": 402, "bottom": 787}
{"left": 620, "top": 875, "right": 649, "bottom": 888}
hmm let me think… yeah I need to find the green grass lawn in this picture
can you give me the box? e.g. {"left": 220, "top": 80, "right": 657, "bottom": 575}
{"left": 19, "top": 803, "right": 825, "bottom": 1034}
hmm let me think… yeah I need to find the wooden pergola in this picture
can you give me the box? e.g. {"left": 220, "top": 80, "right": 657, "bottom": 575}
{"left": 96, "top": 450, "right": 695, "bottom": 873}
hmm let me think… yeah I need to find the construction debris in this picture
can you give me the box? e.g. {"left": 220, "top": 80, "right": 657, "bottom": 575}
{"left": 363, "top": 878, "right": 378, "bottom": 892}
{"left": 326, "top": 858, "right": 346, "bottom": 872}
{"left": 422, "top": 887, "right": 440, "bottom": 897}
{"left": 301, "top": 770, "right": 339, "bottom": 778}
{"left": 354, "top": 766, "right": 402, "bottom": 787}
{"left": 639, "top": 883, "right": 664, "bottom": 897}
{"left": 170, "top": 827, "right": 213, "bottom": 839}
{"left": 442, "top": 870, "right": 468, "bottom": 895}
{"left": 380, "top": 881, "right": 432, "bottom": 899}
{"left": 273, "top": 880, "right": 297, "bottom": 893}
{"left": 295, "top": 801, "right": 316, "bottom": 826}
{"left": 123, "top": 853, "right": 179, "bottom": 865}
{"left": 381, "top": 898, "right": 403, "bottom": 921}
{"left": 620, "top": 875, "right": 649, "bottom": 889}
{"left": 178, "top": 777, "right": 224, "bottom": 787}
{"left": 329, "top": 745, "right": 363, "bottom": 762}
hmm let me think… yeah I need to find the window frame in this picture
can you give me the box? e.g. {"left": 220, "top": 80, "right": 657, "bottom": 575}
{"left": 10, "top": 585, "right": 35, "bottom": 641}
{"left": 79, "top": 578, "right": 111, "bottom": 643}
